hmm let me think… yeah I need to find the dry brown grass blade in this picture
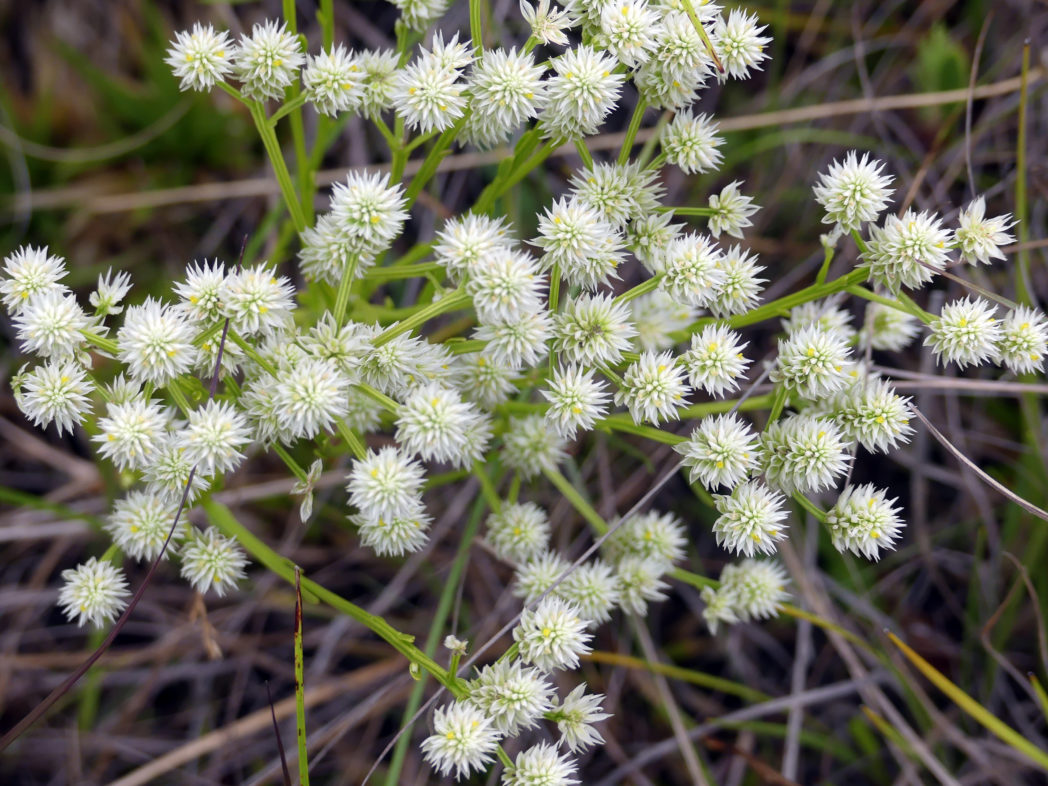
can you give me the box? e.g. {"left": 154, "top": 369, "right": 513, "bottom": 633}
{"left": 107, "top": 659, "right": 401, "bottom": 786}
{"left": 911, "top": 406, "right": 1048, "bottom": 523}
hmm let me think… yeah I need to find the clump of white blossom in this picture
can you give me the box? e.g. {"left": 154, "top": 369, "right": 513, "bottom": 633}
{"left": 4, "top": 2, "right": 1045, "bottom": 781}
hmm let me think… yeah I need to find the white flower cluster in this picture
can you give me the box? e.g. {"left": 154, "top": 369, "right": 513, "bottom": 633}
{"left": 8, "top": 2, "right": 1044, "bottom": 782}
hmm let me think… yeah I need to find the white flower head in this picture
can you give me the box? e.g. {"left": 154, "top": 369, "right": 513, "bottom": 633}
{"left": 89, "top": 268, "right": 133, "bottom": 317}
{"left": 359, "top": 49, "right": 401, "bottom": 117}
{"left": 712, "top": 9, "right": 771, "bottom": 81}
{"left": 469, "top": 660, "right": 555, "bottom": 735}
{"left": 534, "top": 197, "right": 624, "bottom": 290}
{"left": 707, "top": 245, "right": 765, "bottom": 318}
{"left": 502, "top": 414, "right": 569, "bottom": 479}
{"left": 14, "top": 290, "right": 88, "bottom": 360}
{"left": 589, "top": 162, "right": 664, "bottom": 224}
{"left": 94, "top": 397, "right": 171, "bottom": 472}
{"left": 421, "top": 701, "right": 501, "bottom": 780}
{"left": 396, "top": 383, "right": 492, "bottom": 467}
{"left": 826, "top": 484, "right": 904, "bottom": 560}
{"left": 542, "top": 364, "right": 610, "bottom": 437}
{"left": 514, "top": 551, "right": 571, "bottom": 604}
{"left": 615, "top": 554, "right": 670, "bottom": 615}
{"left": 392, "top": 0, "right": 450, "bottom": 30}
{"left": 597, "top": 0, "right": 664, "bottom": 69}
{"left": 708, "top": 180, "right": 759, "bottom": 239}
{"left": 521, "top": 0, "right": 577, "bottom": 47}
{"left": 17, "top": 360, "right": 93, "bottom": 435}
{"left": 166, "top": 23, "right": 234, "bottom": 92}
{"left": 864, "top": 209, "right": 952, "bottom": 292}
{"left": 632, "top": 290, "right": 698, "bottom": 352}
{"left": 772, "top": 324, "right": 853, "bottom": 401}
{"left": 106, "top": 490, "right": 184, "bottom": 562}
{"left": 859, "top": 302, "right": 920, "bottom": 352}
{"left": 467, "top": 249, "right": 545, "bottom": 324}
{"left": 614, "top": 350, "right": 690, "bottom": 425}
{"left": 221, "top": 264, "right": 295, "bottom": 338}
{"left": 628, "top": 212, "right": 684, "bottom": 272}
{"left": 604, "top": 510, "right": 687, "bottom": 568}
{"left": 998, "top": 306, "right": 1048, "bottom": 374}
{"left": 514, "top": 596, "right": 592, "bottom": 671}
{"left": 352, "top": 509, "right": 432, "bottom": 556}
{"left": 180, "top": 527, "right": 248, "bottom": 596}
{"left": 435, "top": 213, "right": 515, "bottom": 282}
{"left": 330, "top": 170, "right": 408, "bottom": 252}
{"left": 725, "top": 559, "right": 790, "bottom": 621}
{"left": 464, "top": 48, "right": 547, "bottom": 148}
{"left": 553, "top": 684, "right": 610, "bottom": 753}
{"left": 712, "top": 480, "right": 789, "bottom": 556}
{"left": 659, "top": 232, "right": 726, "bottom": 307}
{"left": 486, "top": 502, "right": 551, "bottom": 562}
{"left": 173, "top": 259, "right": 228, "bottom": 324}
{"left": 661, "top": 110, "right": 723, "bottom": 174}
{"left": 58, "top": 557, "right": 130, "bottom": 628}
{"left": 813, "top": 152, "right": 894, "bottom": 233}
{"left": 676, "top": 413, "right": 759, "bottom": 490}
{"left": 503, "top": 742, "right": 580, "bottom": 786}
{"left": 560, "top": 560, "right": 620, "bottom": 624}
{"left": 454, "top": 351, "right": 521, "bottom": 409}
{"left": 274, "top": 358, "right": 350, "bottom": 440}
{"left": 831, "top": 376, "right": 913, "bottom": 454}
{"left": 393, "top": 35, "right": 471, "bottom": 133}
{"left": 346, "top": 446, "right": 426, "bottom": 522}
{"left": 782, "top": 301, "right": 856, "bottom": 342}
{"left": 541, "top": 45, "right": 624, "bottom": 139}
{"left": 924, "top": 296, "right": 1001, "bottom": 369}
{"left": 760, "top": 415, "right": 851, "bottom": 495}
{"left": 232, "top": 20, "right": 304, "bottom": 101}
{"left": 681, "top": 324, "right": 751, "bottom": 397}
{"left": 475, "top": 307, "right": 553, "bottom": 368}
{"left": 554, "top": 293, "right": 637, "bottom": 367}
{"left": 117, "top": 298, "right": 198, "bottom": 384}
{"left": 1, "top": 245, "right": 68, "bottom": 315}
{"left": 143, "top": 434, "right": 213, "bottom": 505}
{"left": 956, "top": 196, "right": 1015, "bottom": 265}
{"left": 303, "top": 45, "right": 364, "bottom": 117}
{"left": 177, "top": 400, "right": 251, "bottom": 475}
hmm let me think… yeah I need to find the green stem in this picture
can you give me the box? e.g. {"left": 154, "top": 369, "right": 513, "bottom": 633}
{"left": 384, "top": 497, "right": 488, "bottom": 785}
{"left": 405, "top": 120, "right": 467, "bottom": 205}
{"left": 543, "top": 467, "right": 608, "bottom": 534}
{"left": 618, "top": 97, "right": 648, "bottom": 165}
{"left": 815, "top": 242, "right": 835, "bottom": 285}
{"left": 272, "top": 442, "right": 310, "bottom": 484}
{"left": 203, "top": 499, "right": 465, "bottom": 694}
{"left": 319, "top": 0, "right": 334, "bottom": 49}
{"left": 474, "top": 459, "right": 502, "bottom": 513}
{"left": 613, "top": 274, "right": 662, "bottom": 306}
{"left": 268, "top": 92, "right": 309, "bottom": 126}
{"left": 372, "top": 289, "right": 472, "bottom": 346}
{"left": 335, "top": 421, "right": 368, "bottom": 460}
{"left": 574, "top": 138, "right": 594, "bottom": 168}
{"left": 81, "top": 330, "right": 119, "bottom": 356}
{"left": 662, "top": 206, "right": 715, "bottom": 216}
{"left": 248, "top": 101, "right": 308, "bottom": 234}
{"left": 227, "top": 331, "right": 279, "bottom": 377}
{"left": 332, "top": 258, "right": 359, "bottom": 329}
{"left": 679, "top": 0, "right": 725, "bottom": 74}
{"left": 363, "top": 262, "right": 445, "bottom": 281}
{"left": 294, "top": 568, "right": 310, "bottom": 786}
{"left": 793, "top": 493, "right": 827, "bottom": 523}
{"left": 469, "top": 0, "right": 484, "bottom": 53}
{"left": 354, "top": 383, "right": 401, "bottom": 414}
{"left": 846, "top": 286, "right": 933, "bottom": 325}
